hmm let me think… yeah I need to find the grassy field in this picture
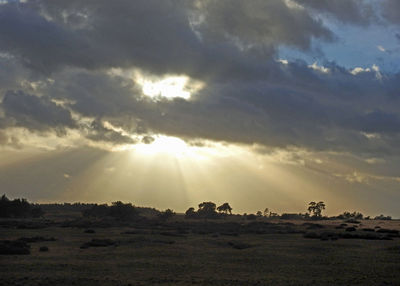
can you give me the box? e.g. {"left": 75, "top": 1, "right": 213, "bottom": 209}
{"left": 1, "top": 215, "right": 400, "bottom": 286}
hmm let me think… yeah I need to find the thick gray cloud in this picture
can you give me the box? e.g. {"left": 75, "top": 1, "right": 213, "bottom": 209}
{"left": 0, "top": 0, "right": 333, "bottom": 82}
{"left": 0, "top": 90, "right": 76, "bottom": 135}
{"left": 191, "top": 0, "right": 333, "bottom": 50}
{"left": 382, "top": 0, "right": 400, "bottom": 24}
{"left": 0, "top": 0, "right": 399, "bottom": 159}
{"left": 85, "top": 119, "right": 136, "bottom": 145}
{"left": 293, "top": 0, "right": 374, "bottom": 25}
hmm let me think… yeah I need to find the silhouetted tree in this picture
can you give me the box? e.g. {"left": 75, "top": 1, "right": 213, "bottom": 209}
{"left": 256, "top": 211, "right": 263, "bottom": 217}
{"left": 158, "top": 209, "right": 176, "bottom": 221}
{"left": 307, "top": 201, "right": 325, "bottom": 217}
{"left": 185, "top": 207, "right": 196, "bottom": 218}
{"left": 83, "top": 202, "right": 138, "bottom": 220}
{"left": 82, "top": 204, "right": 109, "bottom": 218}
{"left": 197, "top": 201, "right": 218, "bottom": 218}
{"left": 217, "top": 203, "right": 232, "bottom": 215}
{"left": 246, "top": 214, "right": 257, "bottom": 220}
{"left": 337, "top": 211, "right": 363, "bottom": 220}
{"left": 263, "top": 208, "right": 269, "bottom": 217}
{"left": 374, "top": 214, "right": 392, "bottom": 220}
{"left": 109, "top": 201, "right": 138, "bottom": 220}
{"left": 280, "top": 213, "right": 306, "bottom": 220}
{"left": 269, "top": 212, "right": 279, "bottom": 218}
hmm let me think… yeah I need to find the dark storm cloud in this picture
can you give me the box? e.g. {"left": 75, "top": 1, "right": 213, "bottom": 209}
{"left": 0, "top": 0, "right": 399, "bottom": 157}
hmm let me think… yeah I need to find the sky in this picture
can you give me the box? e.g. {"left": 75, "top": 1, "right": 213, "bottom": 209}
{"left": 0, "top": 0, "right": 399, "bottom": 217}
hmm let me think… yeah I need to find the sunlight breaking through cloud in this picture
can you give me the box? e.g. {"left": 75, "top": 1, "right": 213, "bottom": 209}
{"left": 135, "top": 74, "right": 204, "bottom": 100}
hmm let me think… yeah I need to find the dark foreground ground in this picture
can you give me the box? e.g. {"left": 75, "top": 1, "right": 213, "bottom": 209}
{"left": 1, "top": 216, "right": 399, "bottom": 286}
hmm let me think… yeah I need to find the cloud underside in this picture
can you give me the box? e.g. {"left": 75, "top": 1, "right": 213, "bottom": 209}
{"left": 0, "top": 0, "right": 399, "bottom": 158}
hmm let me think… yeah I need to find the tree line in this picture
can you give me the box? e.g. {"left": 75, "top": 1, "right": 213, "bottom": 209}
{"left": 0, "top": 195, "right": 44, "bottom": 218}
{"left": 0, "top": 195, "right": 393, "bottom": 221}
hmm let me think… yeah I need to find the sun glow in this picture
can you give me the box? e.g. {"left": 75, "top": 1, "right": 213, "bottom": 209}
{"left": 141, "top": 76, "right": 191, "bottom": 99}
{"left": 137, "top": 74, "right": 203, "bottom": 100}
{"left": 135, "top": 135, "right": 191, "bottom": 156}
{"left": 107, "top": 68, "right": 204, "bottom": 100}
{"left": 120, "top": 134, "right": 236, "bottom": 160}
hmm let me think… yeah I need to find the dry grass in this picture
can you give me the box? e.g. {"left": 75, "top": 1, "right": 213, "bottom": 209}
{"left": 0, "top": 218, "right": 399, "bottom": 285}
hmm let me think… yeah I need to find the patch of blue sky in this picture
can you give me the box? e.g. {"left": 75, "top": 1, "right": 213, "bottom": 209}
{"left": 278, "top": 20, "right": 400, "bottom": 74}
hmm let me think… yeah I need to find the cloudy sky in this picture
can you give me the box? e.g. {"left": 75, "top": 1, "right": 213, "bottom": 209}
{"left": 0, "top": 0, "right": 399, "bottom": 216}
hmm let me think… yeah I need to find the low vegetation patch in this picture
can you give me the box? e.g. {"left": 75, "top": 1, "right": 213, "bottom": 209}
{"left": 227, "top": 241, "right": 253, "bottom": 250}
{"left": 0, "top": 240, "right": 30, "bottom": 255}
{"left": 80, "top": 239, "right": 117, "bottom": 249}
{"left": 18, "top": 236, "right": 56, "bottom": 243}
{"left": 39, "top": 246, "right": 49, "bottom": 252}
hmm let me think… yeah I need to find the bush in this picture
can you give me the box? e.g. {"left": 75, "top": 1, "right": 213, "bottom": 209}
{"left": 158, "top": 209, "right": 176, "bottom": 221}
{"left": 303, "top": 223, "right": 324, "bottom": 229}
{"left": 0, "top": 240, "right": 30, "bottom": 255}
{"left": 376, "top": 229, "right": 399, "bottom": 235}
{"left": 18, "top": 236, "right": 56, "bottom": 243}
{"left": 280, "top": 213, "right": 305, "bottom": 220}
{"left": 227, "top": 241, "right": 252, "bottom": 250}
{"left": 80, "top": 239, "right": 117, "bottom": 249}
{"left": 374, "top": 214, "right": 392, "bottom": 220}
{"left": 246, "top": 214, "right": 257, "bottom": 220}
{"left": 31, "top": 206, "right": 45, "bottom": 218}
{"left": 185, "top": 207, "right": 196, "bottom": 219}
{"left": 303, "top": 232, "right": 319, "bottom": 239}
{"left": 83, "top": 202, "right": 139, "bottom": 220}
{"left": 337, "top": 211, "right": 363, "bottom": 220}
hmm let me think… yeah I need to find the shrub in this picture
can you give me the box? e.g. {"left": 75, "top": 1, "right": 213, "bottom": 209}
{"left": 0, "top": 240, "right": 30, "bottom": 255}
{"left": 320, "top": 232, "right": 338, "bottom": 241}
{"left": 374, "top": 214, "right": 392, "bottom": 220}
{"left": 82, "top": 202, "right": 139, "bottom": 220}
{"left": 185, "top": 207, "right": 196, "bottom": 219}
{"left": 80, "top": 239, "right": 117, "bottom": 249}
{"left": 246, "top": 214, "right": 257, "bottom": 220}
{"left": 337, "top": 211, "right": 363, "bottom": 220}
{"left": 280, "top": 213, "right": 305, "bottom": 220}
{"left": 158, "top": 209, "right": 176, "bottom": 221}
{"left": 303, "top": 232, "right": 319, "bottom": 239}
{"left": 227, "top": 241, "right": 252, "bottom": 250}
{"left": 376, "top": 229, "right": 399, "bottom": 235}
{"left": 303, "top": 223, "right": 324, "bottom": 229}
